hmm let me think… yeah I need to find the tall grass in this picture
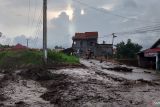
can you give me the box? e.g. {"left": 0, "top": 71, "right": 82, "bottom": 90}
{"left": 48, "top": 50, "right": 79, "bottom": 64}
{"left": 0, "top": 50, "right": 79, "bottom": 69}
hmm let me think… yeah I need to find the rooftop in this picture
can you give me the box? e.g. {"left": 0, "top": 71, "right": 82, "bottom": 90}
{"left": 151, "top": 38, "right": 160, "bottom": 49}
{"left": 73, "top": 32, "right": 98, "bottom": 40}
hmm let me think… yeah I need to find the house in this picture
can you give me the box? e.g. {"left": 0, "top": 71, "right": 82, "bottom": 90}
{"left": 12, "top": 43, "right": 28, "bottom": 51}
{"left": 137, "top": 39, "right": 160, "bottom": 71}
{"left": 72, "top": 32, "right": 113, "bottom": 57}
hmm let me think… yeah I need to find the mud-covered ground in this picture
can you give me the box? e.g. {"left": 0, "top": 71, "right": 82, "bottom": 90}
{"left": 0, "top": 59, "right": 160, "bottom": 107}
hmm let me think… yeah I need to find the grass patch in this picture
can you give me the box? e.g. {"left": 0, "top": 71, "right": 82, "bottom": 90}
{"left": 48, "top": 50, "right": 79, "bottom": 64}
{"left": 0, "top": 50, "right": 79, "bottom": 69}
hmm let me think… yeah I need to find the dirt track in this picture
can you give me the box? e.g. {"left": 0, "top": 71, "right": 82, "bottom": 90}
{"left": 0, "top": 59, "right": 160, "bottom": 107}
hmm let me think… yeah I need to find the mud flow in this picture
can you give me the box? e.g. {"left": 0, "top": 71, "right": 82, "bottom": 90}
{"left": 0, "top": 59, "right": 160, "bottom": 107}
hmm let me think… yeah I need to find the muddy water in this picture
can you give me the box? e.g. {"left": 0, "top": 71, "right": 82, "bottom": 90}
{"left": 80, "top": 59, "right": 160, "bottom": 81}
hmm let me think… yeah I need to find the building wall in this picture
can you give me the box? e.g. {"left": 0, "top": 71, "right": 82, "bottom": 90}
{"left": 95, "top": 45, "right": 113, "bottom": 57}
{"left": 138, "top": 52, "right": 157, "bottom": 69}
{"left": 73, "top": 39, "right": 97, "bottom": 56}
{"left": 72, "top": 38, "right": 113, "bottom": 57}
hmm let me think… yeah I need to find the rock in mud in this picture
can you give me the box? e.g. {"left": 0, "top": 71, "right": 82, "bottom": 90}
{"left": 105, "top": 66, "right": 133, "bottom": 72}
{"left": 15, "top": 101, "right": 29, "bottom": 107}
{"left": 144, "top": 71, "right": 151, "bottom": 74}
{"left": 136, "top": 79, "right": 157, "bottom": 85}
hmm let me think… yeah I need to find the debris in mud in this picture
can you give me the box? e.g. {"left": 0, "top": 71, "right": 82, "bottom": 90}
{"left": 14, "top": 101, "right": 30, "bottom": 107}
{"left": 102, "top": 66, "right": 133, "bottom": 72}
{"left": 144, "top": 71, "right": 151, "bottom": 74}
{"left": 0, "top": 94, "right": 7, "bottom": 101}
{"left": 40, "top": 72, "right": 113, "bottom": 106}
{"left": 47, "top": 63, "right": 87, "bottom": 70}
{"left": 18, "top": 67, "right": 54, "bottom": 81}
{"left": 15, "top": 101, "right": 25, "bottom": 105}
{"left": 40, "top": 73, "right": 74, "bottom": 105}
{"left": 100, "top": 59, "right": 103, "bottom": 63}
{"left": 1, "top": 73, "right": 16, "bottom": 81}
{"left": 95, "top": 71, "right": 125, "bottom": 82}
{"left": 0, "top": 103, "right": 4, "bottom": 106}
{"left": 0, "top": 73, "right": 17, "bottom": 88}
{"left": 136, "top": 79, "right": 159, "bottom": 85}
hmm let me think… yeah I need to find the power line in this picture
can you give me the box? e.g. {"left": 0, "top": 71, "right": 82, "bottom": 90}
{"left": 99, "top": 23, "right": 160, "bottom": 39}
{"left": 34, "top": 8, "right": 43, "bottom": 37}
{"left": 27, "top": 0, "right": 31, "bottom": 36}
{"left": 30, "top": 0, "right": 38, "bottom": 36}
{"left": 72, "top": 0, "right": 160, "bottom": 24}
{"left": 115, "top": 25, "right": 160, "bottom": 35}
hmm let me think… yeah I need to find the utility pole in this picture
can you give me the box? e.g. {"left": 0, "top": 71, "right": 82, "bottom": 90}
{"left": 27, "top": 39, "right": 29, "bottom": 47}
{"left": 43, "top": 0, "right": 47, "bottom": 64}
{"left": 112, "top": 33, "right": 117, "bottom": 57}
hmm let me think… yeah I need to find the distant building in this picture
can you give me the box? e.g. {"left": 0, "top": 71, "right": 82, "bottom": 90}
{"left": 54, "top": 46, "right": 64, "bottom": 52}
{"left": 137, "top": 39, "right": 160, "bottom": 71}
{"left": 72, "top": 32, "right": 113, "bottom": 57}
{"left": 12, "top": 43, "right": 28, "bottom": 51}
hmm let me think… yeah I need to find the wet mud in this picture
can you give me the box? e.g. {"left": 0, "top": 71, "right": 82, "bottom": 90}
{"left": 0, "top": 59, "right": 160, "bottom": 107}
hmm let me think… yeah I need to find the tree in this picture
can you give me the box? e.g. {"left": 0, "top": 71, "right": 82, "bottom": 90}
{"left": 54, "top": 45, "right": 63, "bottom": 49}
{"left": 116, "top": 39, "right": 142, "bottom": 59}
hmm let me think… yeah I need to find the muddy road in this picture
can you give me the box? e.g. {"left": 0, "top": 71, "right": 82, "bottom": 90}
{"left": 0, "top": 59, "right": 160, "bottom": 107}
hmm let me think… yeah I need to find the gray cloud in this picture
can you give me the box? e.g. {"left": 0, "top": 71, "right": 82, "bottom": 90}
{"left": 0, "top": 0, "right": 160, "bottom": 49}
{"left": 13, "top": 35, "right": 42, "bottom": 48}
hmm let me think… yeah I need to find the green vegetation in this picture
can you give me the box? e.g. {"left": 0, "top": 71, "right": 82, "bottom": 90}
{"left": 48, "top": 50, "right": 79, "bottom": 64}
{"left": 0, "top": 50, "right": 79, "bottom": 69}
{"left": 116, "top": 39, "right": 142, "bottom": 59}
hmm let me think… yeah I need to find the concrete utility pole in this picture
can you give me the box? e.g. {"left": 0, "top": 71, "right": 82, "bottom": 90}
{"left": 43, "top": 0, "right": 47, "bottom": 64}
{"left": 112, "top": 33, "right": 117, "bottom": 46}
{"left": 27, "top": 39, "right": 29, "bottom": 47}
{"left": 112, "top": 33, "right": 117, "bottom": 56}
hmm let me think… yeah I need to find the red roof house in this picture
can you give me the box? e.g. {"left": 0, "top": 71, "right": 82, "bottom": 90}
{"left": 137, "top": 38, "right": 160, "bottom": 70}
{"left": 12, "top": 43, "right": 28, "bottom": 51}
{"left": 73, "top": 32, "right": 98, "bottom": 40}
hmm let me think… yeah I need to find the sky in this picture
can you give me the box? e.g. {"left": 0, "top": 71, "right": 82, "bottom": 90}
{"left": 0, "top": 0, "right": 160, "bottom": 49}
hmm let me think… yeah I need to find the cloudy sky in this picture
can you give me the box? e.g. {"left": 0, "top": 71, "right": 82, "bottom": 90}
{"left": 0, "top": 0, "right": 160, "bottom": 49}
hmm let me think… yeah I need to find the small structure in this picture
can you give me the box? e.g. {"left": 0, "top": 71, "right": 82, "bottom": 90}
{"left": 137, "top": 39, "right": 160, "bottom": 71}
{"left": 95, "top": 44, "right": 113, "bottom": 57}
{"left": 72, "top": 32, "right": 113, "bottom": 57}
{"left": 54, "top": 46, "right": 64, "bottom": 52}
